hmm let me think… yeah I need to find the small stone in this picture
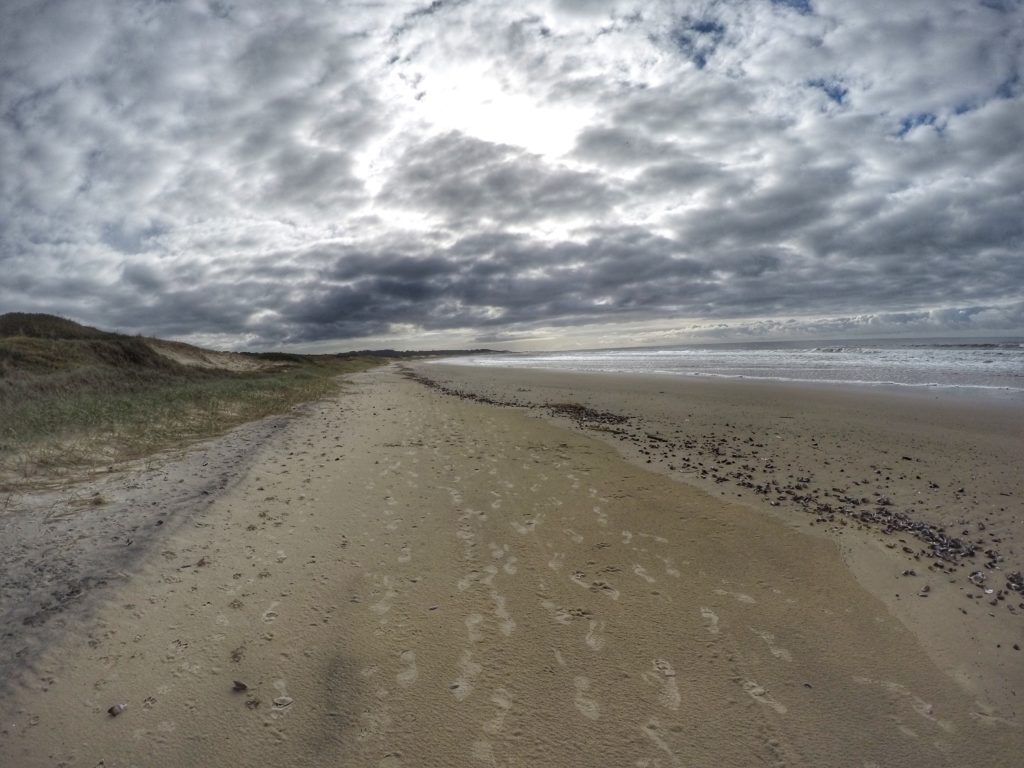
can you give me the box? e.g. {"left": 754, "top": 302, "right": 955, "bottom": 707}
{"left": 107, "top": 703, "right": 127, "bottom": 717}
{"left": 232, "top": 680, "right": 248, "bottom": 692}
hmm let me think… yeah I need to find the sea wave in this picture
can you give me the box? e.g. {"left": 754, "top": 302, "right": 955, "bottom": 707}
{"left": 661, "top": 370, "right": 1024, "bottom": 392}
{"left": 810, "top": 346, "right": 881, "bottom": 354}
{"left": 433, "top": 339, "right": 1024, "bottom": 394}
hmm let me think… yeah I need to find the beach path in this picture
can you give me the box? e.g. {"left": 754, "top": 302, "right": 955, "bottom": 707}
{"left": 1, "top": 366, "right": 1020, "bottom": 767}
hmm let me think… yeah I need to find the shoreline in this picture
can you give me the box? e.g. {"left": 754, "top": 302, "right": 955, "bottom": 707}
{"left": 429, "top": 357, "right": 1024, "bottom": 405}
{"left": 417, "top": 362, "right": 1024, "bottom": 716}
{"left": 1, "top": 365, "right": 1022, "bottom": 766}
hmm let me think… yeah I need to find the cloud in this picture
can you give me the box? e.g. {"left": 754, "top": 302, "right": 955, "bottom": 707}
{"left": 680, "top": 301, "right": 1024, "bottom": 343}
{"left": 1, "top": 0, "right": 1022, "bottom": 350}
{"left": 380, "top": 131, "right": 623, "bottom": 226}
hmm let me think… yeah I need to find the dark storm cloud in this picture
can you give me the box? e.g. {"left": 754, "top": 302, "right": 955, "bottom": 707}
{"left": 1, "top": 0, "right": 1022, "bottom": 349}
{"left": 380, "top": 131, "right": 622, "bottom": 225}
{"left": 573, "top": 126, "right": 686, "bottom": 168}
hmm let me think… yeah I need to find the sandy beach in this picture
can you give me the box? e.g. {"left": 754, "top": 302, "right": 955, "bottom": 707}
{"left": 1, "top": 364, "right": 1022, "bottom": 767}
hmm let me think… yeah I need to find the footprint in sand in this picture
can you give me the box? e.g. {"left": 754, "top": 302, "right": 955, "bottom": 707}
{"left": 502, "top": 556, "right": 518, "bottom": 575}
{"left": 972, "top": 701, "right": 1018, "bottom": 728}
{"left": 743, "top": 681, "right": 787, "bottom": 714}
{"left": 714, "top": 588, "right": 756, "bottom": 604}
{"left": 512, "top": 518, "right": 540, "bottom": 535}
{"left": 585, "top": 620, "right": 606, "bottom": 651}
{"left": 270, "top": 679, "right": 294, "bottom": 719}
{"left": 573, "top": 676, "right": 601, "bottom": 720}
{"left": 371, "top": 585, "right": 397, "bottom": 615}
{"left": 450, "top": 652, "right": 483, "bottom": 701}
{"left": 751, "top": 628, "right": 792, "bottom": 662}
{"left": 466, "top": 613, "right": 485, "bottom": 642}
{"left": 622, "top": 530, "right": 634, "bottom": 544}
{"left": 643, "top": 659, "right": 681, "bottom": 710}
{"left": 591, "top": 579, "right": 620, "bottom": 601}
{"left": 397, "top": 650, "right": 418, "bottom": 687}
{"left": 569, "top": 571, "right": 620, "bottom": 600}
{"left": 398, "top": 545, "right": 411, "bottom": 563}
{"left": 633, "top": 564, "right": 657, "bottom": 584}
{"left": 659, "top": 557, "right": 682, "bottom": 578}
{"left": 548, "top": 552, "right": 565, "bottom": 571}
{"left": 638, "top": 532, "right": 669, "bottom": 544}
{"left": 700, "top": 607, "right": 720, "bottom": 635}
{"left": 642, "top": 719, "right": 682, "bottom": 767}
{"left": 261, "top": 601, "right": 280, "bottom": 623}
{"left": 564, "top": 528, "right": 584, "bottom": 544}
{"left": 491, "top": 593, "right": 516, "bottom": 636}
{"left": 540, "top": 600, "right": 575, "bottom": 625}
{"left": 853, "top": 676, "right": 955, "bottom": 733}
{"left": 488, "top": 542, "right": 507, "bottom": 559}
{"left": 483, "top": 688, "right": 512, "bottom": 735}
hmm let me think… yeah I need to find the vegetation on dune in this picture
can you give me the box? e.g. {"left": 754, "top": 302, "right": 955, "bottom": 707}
{"left": 0, "top": 314, "right": 382, "bottom": 488}
{"left": 0, "top": 312, "right": 120, "bottom": 341}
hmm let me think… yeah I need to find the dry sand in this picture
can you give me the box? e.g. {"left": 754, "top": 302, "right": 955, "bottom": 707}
{"left": 1, "top": 364, "right": 1021, "bottom": 767}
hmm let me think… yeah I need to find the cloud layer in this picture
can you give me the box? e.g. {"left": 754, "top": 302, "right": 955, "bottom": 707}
{"left": 2, "top": 0, "right": 1022, "bottom": 349}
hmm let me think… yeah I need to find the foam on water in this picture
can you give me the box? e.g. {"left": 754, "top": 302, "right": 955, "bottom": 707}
{"left": 434, "top": 338, "right": 1024, "bottom": 395}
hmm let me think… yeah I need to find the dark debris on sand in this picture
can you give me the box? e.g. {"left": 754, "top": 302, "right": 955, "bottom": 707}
{"left": 401, "top": 367, "right": 1023, "bottom": 614}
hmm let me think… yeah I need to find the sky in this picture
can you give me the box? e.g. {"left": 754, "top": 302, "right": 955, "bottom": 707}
{"left": 1, "top": 0, "right": 1022, "bottom": 351}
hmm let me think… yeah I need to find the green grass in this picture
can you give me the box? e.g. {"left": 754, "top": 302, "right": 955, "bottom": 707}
{"left": 0, "top": 312, "right": 120, "bottom": 340}
{"left": 0, "top": 312, "right": 495, "bottom": 489}
{"left": 0, "top": 328, "right": 381, "bottom": 488}
{"left": 2, "top": 360, "right": 371, "bottom": 445}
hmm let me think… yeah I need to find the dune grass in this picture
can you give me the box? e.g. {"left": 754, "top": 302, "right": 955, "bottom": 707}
{"left": 0, "top": 335, "right": 381, "bottom": 489}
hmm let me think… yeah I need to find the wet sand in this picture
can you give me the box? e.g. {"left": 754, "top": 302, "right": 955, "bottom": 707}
{"left": 1, "top": 364, "right": 1021, "bottom": 766}
{"left": 421, "top": 364, "right": 1024, "bottom": 713}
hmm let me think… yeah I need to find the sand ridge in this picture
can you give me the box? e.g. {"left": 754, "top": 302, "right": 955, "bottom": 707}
{"left": 1, "top": 366, "right": 1021, "bottom": 766}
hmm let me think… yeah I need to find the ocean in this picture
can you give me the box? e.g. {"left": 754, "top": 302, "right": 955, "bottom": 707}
{"left": 436, "top": 338, "right": 1024, "bottom": 395}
